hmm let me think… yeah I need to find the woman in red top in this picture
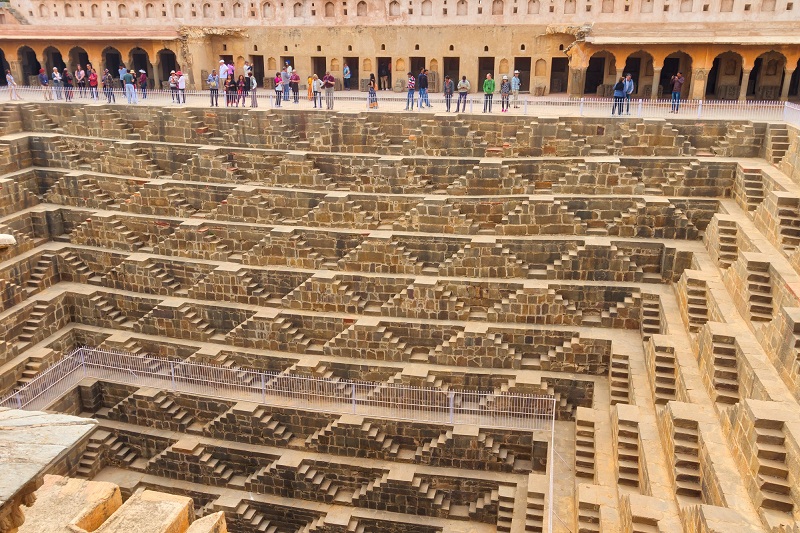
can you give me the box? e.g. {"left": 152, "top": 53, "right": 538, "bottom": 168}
{"left": 290, "top": 71, "right": 300, "bottom": 103}
{"left": 236, "top": 75, "right": 245, "bottom": 107}
{"left": 88, "top": 68, "right": 99, "bottom": 101}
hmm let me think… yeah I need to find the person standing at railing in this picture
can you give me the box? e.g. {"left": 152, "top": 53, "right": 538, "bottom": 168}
{"left": 343, "top": 63, "right": 351, "bottom": 91}
{"left": 274, "top": 72, "right": 283, "bottom": 108}
{"left": 290, "top": 70, "right": 300, "bottom": 104}
{"left": 443, "top": 75, "right": 454, "bottom": 112}
{"left": 500, "top": 75, "right": 511, "bottom": 113}
{"left": 75, "top": 65, "right": 86, "bottom": 98}
{"left": 138, "top": 70, "right": 148, "bottom": 99}
{"left": 323, "top": 71, "right": 335, "bottom": 110}
{"left": 612, "top": 77, "right": 625, "bottom": 116}
{"left": 249, "top": 72, "right": 258, "bottom": 108}
{"left": 455, "top": 75, "right": 470, "bottom": 113}
{"left": 418, "top": 69, "right": 431, "bottom": 109}
{"left": 5, "top": 70, "right": 21, "bottom": 101}
{"left": 404, "top": 72, "right": 415, "bottom": 111}
{"left": 123, "top": 68, "right": 137, "bottom": 104}
{"left": 511, "top": 70, "right": 521, "bottom": 109}
{"left": 102, "top": 69, "right": 115, "bottom": 103}
{"left": 38, "top": 68, "right": 52, "bottom": 101}
{"left": 312, "top": 74, "right": 323, "bottom": 108}
{"left": 169, "top": 70, "right": 179, "bottom": 103}
{"left": 207, "top": 70, "right": 219, "bottom": 107}
{"left": 218, "top": 60, "right": 228, "bottom": 90}
{"left": 62, "top": 68, "right": 74, "bottom": 102}
{"left": 237, "top": 74, "right": 248, "bottom": 107}
{"left": 281, "top": 66, "right": 290, "bottom": 102}
{"left": 623, "top": 73, "right": 635, "bottom": 115}
{"left": 177, "top": 71, "right": 186, "bottom": 104}
{"left": 368, "top": 73, "right": 378, "bottom": 109}
{"left": 51, "top": 67, "right": 63, "bottom": 100}
{"left": 118, "top": 65, "right": 126, "bottom": 89}
{"left": 88, "top": 68, "right": 99, "bottom": 101}
{"left": 482, "top": 73, "right": 495, "bottom": 113}
{"left": 670, "top": 72, "right": 685, "bottom": 113}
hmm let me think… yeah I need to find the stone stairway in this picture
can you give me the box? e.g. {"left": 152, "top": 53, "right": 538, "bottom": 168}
{"left": 671, "top": 420, "right": 702, "bottom": 499}
{"left": 614, "top": 407, "right": 640, "bottom": 487}
{"left": 609, "top": 354, "right": 631, "bottom": 405}
{"left": 89, "top": 294, "right": 130, "bottom": 326}
{"left": 24, "top": 252, "right": 56, "bottom": 294}
{"left": 16, "top": 302, "right": 48, "bottom": 346}
{"left": 575, "top": 411, "right": 596, "bottom": 480}
{"left": 710, "top": 333, "right": 739, "bottom": 405}
{"left": 767, "top": 124, "right": 790, "bottom": 164}
{"left": 753, "top": 421, "right": 793, "bottom": 513}
{"left": 746, "top": 261, "right": 774, "bottom": 321}
{"left": 235, "top": 502, "right": 278, "bottom": 533}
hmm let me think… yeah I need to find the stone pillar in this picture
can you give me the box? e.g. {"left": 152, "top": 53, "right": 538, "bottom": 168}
{"left": 689, "top": 68, "right": 708, "bottom": 100}
{"left": 567, "top": 66, "right": 586, "bottom": 97}
{"left": 781, "top": 69, "right": 795, "bottom": 101}
{"left": 8, "top": 60, "right": 24, "bottom": 86}
{"left": 650, "top": 67, "right": 662, "bottom": 100}
{"left": 738, "top": 68, "right": 751, "bottom": 101}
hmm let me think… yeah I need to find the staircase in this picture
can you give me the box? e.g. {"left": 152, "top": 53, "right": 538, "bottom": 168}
{"left": 746, "top": 262, "right": 773, "bottom": 322}
{"left": 16, "top": 352, "right": 46, "bottom": 387}
{"left": 235, "top": 503, "right": 277, "bottom": 533}
{"left": 16, "top": 303, "right": 48, "bottom": 346}
{"left": 672, "top": 420, "right": 701, "bottom": 499}
{"left": 89, "top": 294, "right": 130, "bottom": 327}
{"left": 25, "top": 253, "right": 56, "bottom": 294}
{"left": 738, "top": 168, "right": 765, "bottom": 212}
{"left": 753, "top": 421, "right": 793, "bottom": 512}
{"left": 710, "top": 334, "right": 739, "bottom": 405}
{"left": 145, "top": 262, "right": 181, "bottom": 292}
{"left": 179, "top": 304, "right": 219, "bottom": 339}
{"left": 640, "top": 297, "right": 661, "bottom": 340}
{"left": 615, "top": 417, "right": 640, "bottom": 487}
{"left": 775, "top": 198, "right": 800, "bottom": 253}
{"left": 76, "top": 177, "right": 116, "bottom": 208}
{"left": 574, "top": 415, "right": 596, "bottom": 480}
{"left": 152, "top": 391, "right": 197, "bottom": 431}
{"left": 684, "top": 279, "right": 709, "bottom": 333}
{"left": 715, "top": 218, "right": 739, "bottom": 268}
{"left": 59, "top": 251, "right": 101, "bottom": 284}
{"left": 609, "top": 354, "right": 631, "bottom": 405}
{"left": 767, "top": 125, "right": 789, "bottom": 165}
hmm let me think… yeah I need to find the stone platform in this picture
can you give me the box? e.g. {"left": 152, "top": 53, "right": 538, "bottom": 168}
{"left": 0, "top": 101, "right": 799, "bottom": 532}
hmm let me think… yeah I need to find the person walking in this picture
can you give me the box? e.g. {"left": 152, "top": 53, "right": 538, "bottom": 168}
{"left": 404, "top": 72, "right": 415, "bottom": 111}
{"left": 52, "top": 67, "right": 63, "bottom": 100}
{"left": 612, "top": 77, "right": 625, "bottom": 116}
{"left": 443, "top": 75, "right": 454, "bottom": 112}
{"left": 177, "top": 71, "right": 186, "bottom": 103}
{"left": 323, "top": 71, "right": 335, "bottom": 109}
{"left": 207, "top": 70, "right": 219, "bottom": 107}
{"left": 102, "top": 69, "right": 115, "bottom": 103}
{"left": 123, "top": 68, "right": 137, "bottom": 104}
{"left": 6, "top": 70, "right": 21, "bottom": 101}
{"left": 274, "top": 72, "right": 283, "bottom": 107}
{"left": 623, "top": 73, "right": 634, "bottom": 115}
{"left": 75, "top": 65, "right": 86, "bottom": 97}
{"left": 500, "top": 75, "right": 511, "bottom": 112}
{"left": 455, "top": 75, "right": 469, "bottom": 112}
{"left": 511, "top": 70, "right": 521, "bottom": 109}
{"left": 138, "top": 70, "right": 148, "bottom": 99}
{"left": 38, "top": 68, "right": 52, "bottom": 100}
{"left": 368, "top": 73, "right": 378, "bottom": 109}
{"left": 343, "top": 63, "right": 351, "bottom": 91}
{"left": 312, "top": 74, "right": 323, "bottom": 108}
{"left": 249, "top": 72, "right": 258, "bottom": 108}
{"left": 379, "top": 62, "right": 389, "bottom": 91}
{"left": 482, "top": 73, "right": 495, "bottom": 113}
{"left": 88, "top": 68, "right": 99, "bottom": 100}
{"left": 62, "top": 68, "right": 74, "bottom": 101}
{"left": 670, "top": 72, "right": 685, "bottom": 113}
{"left": 418, "top": 69, "right": 430, "bottom": 108}
{"left": 281, "top": 67, "right": 290, "bottom": 101}
{"left": 290, "top": 69, "right": 300, "bottom": 103}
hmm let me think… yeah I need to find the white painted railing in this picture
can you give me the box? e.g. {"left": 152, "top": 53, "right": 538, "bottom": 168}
{"left": 0, "top": 347, "right": 557, "bottom": 431}
{"left": 0, "top": 85, "right": 794, "bottom": 122}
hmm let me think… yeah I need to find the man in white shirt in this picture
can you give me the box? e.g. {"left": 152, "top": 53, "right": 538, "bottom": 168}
{"left": 219, "top": 60, "right": 228, "bottom": 84}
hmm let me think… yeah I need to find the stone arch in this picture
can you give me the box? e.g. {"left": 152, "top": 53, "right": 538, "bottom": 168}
{"left": 564, "top": 0, "right": 575, "bottom": 13}
{"left": 457, "top": 0, "right": 468, "bottom": 14}
{"left": 499, "top": 58, "right": 509, "bottom": 74}
{"left": 203, "top": 2, "right": 212, "bottom": 16}
{"left": 422, "top": 0, "right": 432, "bottom": 14}
{"left": 389, "top": 0, "right": 401, "bottom": 14}
{"left": 128, "top": 47, "right": 153, "bottom": 86}
{"left": 261, "top": 1, "right": 272, "bottom": 16}
{"left": 0, "top": 48, "right": 9, "bottom": 85}
{"left": 90, "top": 3, "right": 99, "bottom": 16}
{"left": 535, "top": 58, "right": 546, "bottom": 76}
{"left": 658, "top": 50, "right": 692, "bottom": 99}
{"left": 430, "top": 59, "right": 439, "bottom": 72}
{"left": 622, "top": 50, "right": 654, "bottom": 97}
{"left": 293, "top": 2, "right": 303, "bottom": 15}
{"left": 68, "top": 46, "right": 89, "bottom": 71}
{"left": 102, "top": 46, "right": 123, "bottom": 74}
{"left": 145, "top": 2, "right": 155, "bottom": 17}
{"left": 267, "top": 57, "right": 277, "bottom": 70}
{"left": 331, "top": 58, "right": 340, "bottom": 71}
{"left": 356, "top": 0, "right": 366, "bottom": 14}
{"left": 492, "top": 0, "right": 504, "bottom": 13}
{"left": 363, "top": 58, "right": 372, "bottom": 72}
{"left": 583, "top": 50, "right": 616, "bottom": 95}
{"left": 527, "top": 0, "right": 539, "bottom": 12}
{"left": 752, "top": 50, "right": 787, "bottom": 100}
{"left": 18, "top": 46, "right": 41, "bottom": 79}
{"left": 174, "top": 2, "right": 184, "bottom": 16}
{"left": 706, "top": 50, "right": 743, "bottom": 99}
{"left": 43, "top": 46, "right": 66, "bottom": 73}
{"left": 324, "top": 1, "right": 334, "bottom": 15}
{"left": 118, "top": 3, "right": 128, "bottom": 16}
{"left": 396, "top": 58, "right": 406, "bottom": 72}
{"left": 64, "top": 3, "right": 74, "bottom": 16}
{"left": 38, "top": 3, "right": 48, "bottom": 16}
{"left": 233, "top": 1, "right": 243, "bottom": 16}
{"left": 156, "top": 49, "right": 178, "bottom": 84}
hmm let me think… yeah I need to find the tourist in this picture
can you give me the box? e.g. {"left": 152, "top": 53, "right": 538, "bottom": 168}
{"left": 482, "top": 73, "right": 494, "bottom": 113}
{"left": 379, "top": 62, "right": 389, "bottom": 91}
{"left": 207, "top": 70, "right": 219, "bottom": 107}
{"left": 244, "top": 61, "right": 252, "bottom": 77}
{"left": 102, "top": 69, "right": 115, "bottom": 103}
{"left": 169, "top": 70, "right": 178, "bottom": 103}
{"left": 281, "top": 67, "right": 290, "bottom": 101}
{"left": 405, "top": 72, "right": 415, "bottom": 111}
{"left": 286, "top": 60, "right": 293, "bottom": 75}
{"left": 290, "top": 69, "right": 300, "bottom": 103}
{"left": 52, "top": 67, "right": 63, "bottom": 100}
{"left": 312, "top": 74, "right": 323, "bottom": 108}
{"left": 225, "top": 77, "right": 237, "bottom": 107}
{"left": 62, "top": 68, "right": 74, "bottom": 101}
{"left": 323, "top": 71, "right": 335, "bottom": 109}
{"left": 75, "top": 65, "right": 86, "bottom": 98}
{"left": 123, "top": 68, "right": 137, "bottom": 104}
{"left": 623, "top": 73, "right": 634, "bottom": 115}
{"left": 274, "top": 72, "right": 283, "bottom": 107}
{"left": 38, "top": 68, "right": 52, "bottom": 100}
{"left": 248, "top": 72, "right": 258, "bottom": 108}
{"left": 138, "top": 70, "right": 148, "bottom": 99}
{"left": 443, "top": 74, "right": 454, "bottom": 112}
{"left": 240, "top": 74, "right": 250, "bottom": 107}
{"left": 500, "top": 75, "right": 511, "bottom": 112}
{"left": 511, "top": 70, "right": 521, "bottom": 109}
{"left": 455, "top": 75, "right": 469, "bottom": 112}
{"left": 343, "top": 62, "right": 351, "bottom": 90}
{"left": 612, "top": 76, "right": 625, "bottom": 115}
{"left": 176, "top": 71, "right": 186, "bottom": 103}
{"left": 418, "top": 68, "right": 430, "bottom": 108}
{"left": 6, "top": 70, "right": 21, "bottom": 101}
{"left": 228, "top": 61, "right": 235, "bottom": 80}
{"left": 88, "top": 68, "right": 99, "bottom": 100}
{"left": 118, "top": 64, "right": 126, "bottom": 89}
{"left": 368, "top": 73, "right": 378, "bottom": 109}
{"left": 670, "top": 72, "right": 685, "bottom": 113}
{"left": 307, "top": 73, "right": 314, "bottom": 101}
{"left": 219, "top": 60, "right": 228, "bottom": 87}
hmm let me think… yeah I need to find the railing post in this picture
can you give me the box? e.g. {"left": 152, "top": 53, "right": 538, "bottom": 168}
{"left": 261, "top": 372, "right": 266, "bottom": 404}
{"left": 579, "top": 97, "right": 585, "bottom": 116}
{"left": 637, "top": 99, "right": 643, "bottom": 117}
{"left": 448, "top": 391, "right": 455, "bottom": 424}
{"left": 351, "top": 384, "right": 357, "bottom": 414}
{"left": 170, "top": 360, "right": 176, "bottom": 391}
{"left": 524, "top": 97, "right": 528, "bottom": 115}
{"left": 15, "top": 391, "right": 21, "bottom": 410}
{"left": 469, "top": 96, "right": 473, "bottom": 114}
{"left": 697, "top": 100, "right": 703, "bottom": 120}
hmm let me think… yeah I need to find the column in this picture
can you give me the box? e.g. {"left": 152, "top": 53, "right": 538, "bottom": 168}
{"left": 781, "top": 69, "right": 795, "bottom": 101}
{"left": 689, "top": 68, "right": 708, "bottom": 100}
{"left": 738, "top": 68, "right": 751, "bottom": 101}
{"left": 8, "top": 60, "right": 24, "bottom": 86}
{"left": 650, "top": 66, "right": 662, "bottom": 100}
{"left": 567, "top": 66, "right": 586, "bottom": 97}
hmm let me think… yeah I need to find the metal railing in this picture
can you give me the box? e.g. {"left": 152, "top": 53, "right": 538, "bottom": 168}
{"left": 0, "top": 84, "right": 794, "bottom": 122}
{"left": 0, "top": 346, "right": 556, "bottom": 431}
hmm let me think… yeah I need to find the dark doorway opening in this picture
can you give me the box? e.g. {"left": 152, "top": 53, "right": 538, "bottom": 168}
{"left": 69, "top": 49, "right": 89, "bottom": 71}
{"left": 789, "top": 65, "right": 800, "bottom": 97}
{"left": 344, "top": 56, "right": 359, "bottom": 89}
{"left": 444, "top": 57, "right": 460, "bottom": 84}
{"left": 706, "top": 57, "right": 720, "bottom": 97}
{"left": 549, "top": 57, "right": 568, "bottom": 93}
{"left": 377, "top": 57, "right": 392, "bottom": 89}
{"left": 220, "top": 54, "right": 233, "bottom": 66}
{"left": 103, "top": 49, "right": 122, "bottom": 75}
{"left": 131, "top": 50, "right": 150, "bottom": 76}
{"left": 478, "top": 57, "right": 495, "bottom": 80}
{"left": 623, "top": 57, "right": 641, "bottom": 89}
{"left": 19, "top": 47, "right": 40, "bottom": 80}
{"left": 312, "top": 57, "right": 327, "bottom": 77}
{"left": 280, "top": 56, "right": 295, "bottom": 71}
{"left": 411, "top": 56, "right": 426, "bottom": 75}
{"left": 747, "top": 57, "right": 762, "bottom": 97}
{"left": 584, "top": 56, "right": 605, "bottom": 94}
{"left": 158, "top": 50, "right": 178, "bottom": 82}
{"left": 514, "top": 57, "right": 532, "bottom": 92}
{"left": 660, "top": 57, "right": 681, "bottom": 98}
{"left": 0, "top": 49, "right": 8, "bottom": 85}
{"left": 251, "top": 55, "right": 264, "bottom": 84}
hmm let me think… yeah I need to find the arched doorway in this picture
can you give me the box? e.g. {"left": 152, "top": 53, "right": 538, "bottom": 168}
{"left": 750, "top": 51, "right": 786, "bottom": 100}
{"left": 706, "top": 51, "right": 743, "bottom": 100}
{"left": 659, "top": 51, "right": 692, "bottom": 99}
{"left": 622, "top": 50, "right": 654, "bottom": 98}
{"left": 128, "top": 47, "right": 153, "bottom": 87}
{"left": 43, "top": 46, "right": 67, "bottom": 74}
{"left": 103, "top": 47, "right": 123, "bottom": 74}
{"left": 583, "top": 51, "right": 616, "bottom": 96}
{"left": 68, "top": 46, "right": 89, "bottom": 71}
{"left": 17, "top": 46, "right": 40, "bottom": 83}
{"left": 789, "top": 58, "right": 800, "bottom": 99}
{"left": 0, "top": 48, "right": 9, "bottom": 85}
{"left": 157, "top": 49, "right": 179, "bottom": 85}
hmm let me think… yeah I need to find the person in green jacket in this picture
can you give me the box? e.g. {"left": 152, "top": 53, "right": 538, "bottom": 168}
{"left": 483, "top": 73, "right": 495, "bottom": 113}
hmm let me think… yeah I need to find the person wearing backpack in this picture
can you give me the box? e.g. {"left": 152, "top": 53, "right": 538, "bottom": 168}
{"left": 455, "top": 75, "right": 470, "bottom": 113}
{"left": 207, "top": 69, "right": 219, "bottom": 107}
